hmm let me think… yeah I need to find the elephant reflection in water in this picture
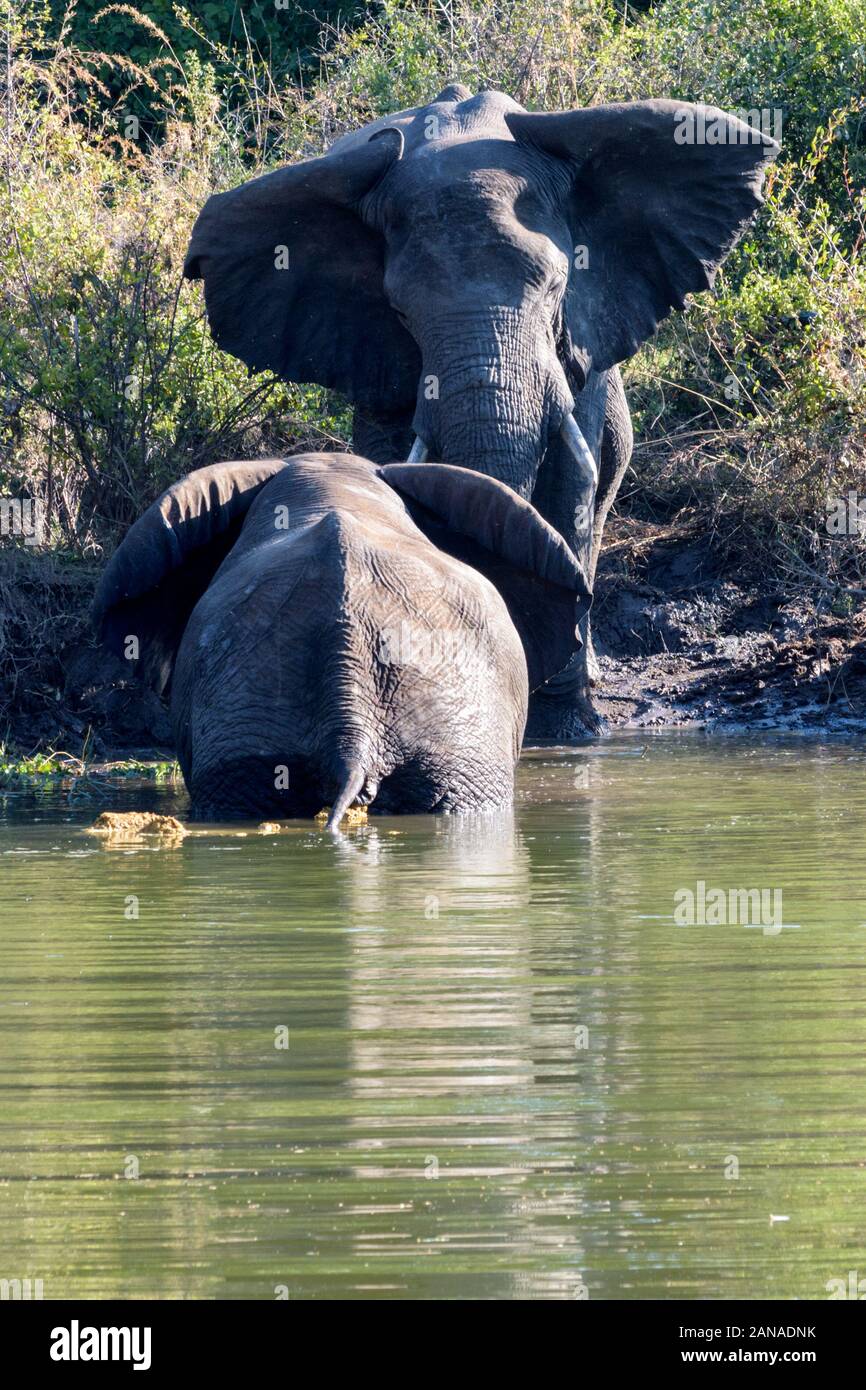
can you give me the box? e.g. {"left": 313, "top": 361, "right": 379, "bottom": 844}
{"left": 330, "top": 752, "right": 625, "bottom": 1112}
{"left": 330, "top": 778, "right": 664, "bottom": 1294}
{"left": 333, "top": 809, "right": 533, "bottom": 1151}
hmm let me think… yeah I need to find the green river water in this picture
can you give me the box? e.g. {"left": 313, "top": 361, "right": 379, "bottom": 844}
{"left": 1, "top": 731, "right": 865, "bottom": 1300}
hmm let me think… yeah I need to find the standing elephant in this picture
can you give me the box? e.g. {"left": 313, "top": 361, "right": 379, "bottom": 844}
{"left": 93, "top": 452, "right": 589, "bottom": 823}
{"left": 183, "top": 87, "right": 778, "bottom": 737}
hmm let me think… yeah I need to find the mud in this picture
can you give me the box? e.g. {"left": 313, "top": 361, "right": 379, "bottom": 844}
{"left": 591, "top": 520, "right": 866, "bottom": 732}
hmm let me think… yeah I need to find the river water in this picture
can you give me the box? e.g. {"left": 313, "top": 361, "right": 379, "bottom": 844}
{"left": 1, "top": 732, "right": 865, "bottom": 1300}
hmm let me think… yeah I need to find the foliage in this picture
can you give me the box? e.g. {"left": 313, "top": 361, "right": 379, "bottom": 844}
{"left": 0, "top": 0, "right": 863, "bottom": 641}
{"left": 0, "top": 2, "right": 352, "bottom": 553}
{"left": 47, "top": 0, "right": 365, "bottom": 120}
{"left": 625, "top": 114, "right": 866, "bottom": 597}
{"left": 0, "top": 742, "right": 180, "bottom": 787}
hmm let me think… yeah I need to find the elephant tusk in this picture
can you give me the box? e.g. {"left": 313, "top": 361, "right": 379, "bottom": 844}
{"left": 406, "top": 436, "right": 429, "bottom": 462}
{"left": 560, "top": 413, "right": 598, "bottom": 490}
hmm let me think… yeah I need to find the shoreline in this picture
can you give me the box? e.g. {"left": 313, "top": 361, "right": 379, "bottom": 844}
{"left": 590, "top": 517, "right": 866, "bottom": 734}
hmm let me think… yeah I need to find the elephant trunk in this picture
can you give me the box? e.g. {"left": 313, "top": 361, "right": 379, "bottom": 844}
{"left": 411, "top": 308, "right": 573, "bottom": 498}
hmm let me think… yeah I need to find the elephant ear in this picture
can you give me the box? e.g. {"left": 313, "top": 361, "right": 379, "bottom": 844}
{"left": 380, "top": 462, "right": 591, "bottom": 691}
{"left": 507, "top": 101, "right": 779, "bottom": 376}
{"left": 93, "top": 459, "right": 288, "bottom": 696}
{"left": 183, "top": 132, "right": 420, "bottom": 412}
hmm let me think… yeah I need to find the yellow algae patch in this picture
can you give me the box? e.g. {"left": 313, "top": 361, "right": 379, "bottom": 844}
{"left": 87, "top": 811, "right": 187, "bottom": 840}
{"left": 314, "top": 805, "right": 368, "bottom": 827}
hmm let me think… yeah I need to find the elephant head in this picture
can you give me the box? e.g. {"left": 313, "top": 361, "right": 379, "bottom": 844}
{"left": 184, "top": 88, "right": 778, "bottom": 498}
{"left": 93, "top": 452, "right": 591, "bottom": 821}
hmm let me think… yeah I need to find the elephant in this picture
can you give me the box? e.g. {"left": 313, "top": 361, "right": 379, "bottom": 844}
{"left": 183, "top": 86, "right": 779, "bottom": 739}
{"left": 93, "top": 452, "right": 590, "bottom": 824}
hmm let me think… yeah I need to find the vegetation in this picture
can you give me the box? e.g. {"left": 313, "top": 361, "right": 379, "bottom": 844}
{"left": 49, "top": 0, "right": 366, "bottom": 121}
{"left": 0, "top": 740, "right": 180, "bottom": 790}
{"left": 1, "top": 0, "right": 864, "bottom": 743}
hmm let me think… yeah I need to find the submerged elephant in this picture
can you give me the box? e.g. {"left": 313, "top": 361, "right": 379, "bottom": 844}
{"left": 183, "top": 87, "right": 778, "bottom": 737}
{"left": 93, "top": 453, "right": 590, "bottom": 823}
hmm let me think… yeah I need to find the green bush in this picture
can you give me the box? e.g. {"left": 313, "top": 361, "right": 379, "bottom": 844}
{"left": 0, "top": 1, "right": 351, "bottom": 555}
{"left": 49, "top": 0, "right": 366, "bottom": 119}
{"left": 1, "top": 0, "right": 864, "bottom": 602}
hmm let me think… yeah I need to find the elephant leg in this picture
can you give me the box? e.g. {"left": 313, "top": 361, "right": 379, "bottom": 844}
{"left": 526, "top": 367, "right": 633, "bottom": 741}
{"left": 352, "top": 405, "right": 415, "bottom": 464}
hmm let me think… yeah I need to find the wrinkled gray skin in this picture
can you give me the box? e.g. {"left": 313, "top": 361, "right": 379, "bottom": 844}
{"left": 93, "top": 453, "right": 589, "bottom": 823}
{"left": 184, "top": 87, "right": 778, "bottom": 736}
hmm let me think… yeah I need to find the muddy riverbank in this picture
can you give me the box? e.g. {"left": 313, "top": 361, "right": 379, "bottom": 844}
{"left": 591, "top": 517, "right": 866, "bottom": 734}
